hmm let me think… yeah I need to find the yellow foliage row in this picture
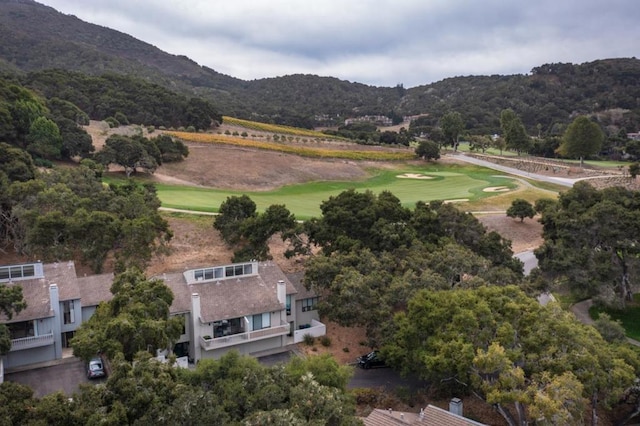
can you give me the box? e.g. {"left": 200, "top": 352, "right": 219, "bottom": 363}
{"left": 222, "top": 116, "right": 339, "bottom": 139}
{"left": 166, "top": 131, "right": 414, "bottom": 161}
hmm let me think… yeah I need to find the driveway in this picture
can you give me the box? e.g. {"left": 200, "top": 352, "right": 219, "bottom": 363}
{"left": 348, "top": 365, "right": 428, "bottom": 392}
{"left": 4, "top": 357, "right": 105, "bottom": 398}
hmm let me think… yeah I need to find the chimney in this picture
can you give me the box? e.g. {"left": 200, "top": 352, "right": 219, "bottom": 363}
{"left": 190, "top": 293, "right": 202, "bottom": 363}
{"left": 449, "top": 398, "right": 463, "bottom": 417}
{"left": 277, "top": 280, "right": 286, "bottom": 305}
{"left": 277, "top": 280, "right": 287, "bottom": 324}
{"left": 49, "top": 284, "right": 62, "bottom": 359}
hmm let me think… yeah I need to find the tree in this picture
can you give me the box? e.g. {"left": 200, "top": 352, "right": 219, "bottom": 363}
{"left": 385, "top": 286, "right": 637, "bottom": 425}
{"left": 214, "top": 195, "right": 258, "bottom": 245}
{"left": 535, "top": 182, "right": 640, "bottom": 308}
{"left": 630, "top": 162, "right": 640, "bottom": 179}
{"left": 232, "top": 204, "right": 297, "bottom": 261}
{"left": 152, "top": 134, "right": 189, "bottom": 162}
{"left": 0, "top": 284, "right": 27, "bottom": 355}
{"left": 468, "top": 134, "right": 491, "bottom": 153}
{"left": 492, "top": 135, "right": 507, "bottom": 155}
{"left": 506, "top": 198, "right": 536, "bottom": 222}
{"left": 304, "top": 189, "right": 412, "bottom": 255}
{"left": 440, "top": 111, "right": 465, "bottom": 151}
{"left": 71, "top": 268, "right": 183, "bottom": 361}
{"left": 54, "top": 116, "right": 94, "bottom": 159}
{"left": 26, "top": 116, "right": 62, "bottom": 159}
{"left": 415, "top": 140, "right": 440, "bottom": 160}
{"left": 557, "top": 115, "right": 604, "bottom": 166}
{"left": 500, "top": 109, "right": 532, "bottom": 154}
{"left": 97, "top": 135, "right": 157, "bottom": 177}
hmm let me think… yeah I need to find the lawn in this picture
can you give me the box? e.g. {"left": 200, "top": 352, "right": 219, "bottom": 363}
{"left": 151, "top": 164, "right": 523, "bottom": 219}
{"left": 590, "top": 294, "right": 640, "bottom": 341}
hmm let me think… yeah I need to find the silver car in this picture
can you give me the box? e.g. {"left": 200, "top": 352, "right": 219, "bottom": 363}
{"left": 87, "top": 357, "right": 106, "bottom": 379}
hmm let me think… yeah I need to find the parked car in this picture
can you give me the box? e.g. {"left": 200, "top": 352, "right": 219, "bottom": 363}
{"left": 87, "top": 357, "right": 106, "bottom": 379}
{"left": 357, "top": 350, "right": 386, "bottom": 369}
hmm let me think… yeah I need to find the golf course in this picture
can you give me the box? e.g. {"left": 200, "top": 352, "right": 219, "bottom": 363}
{"left": 153, "top": 164, "right": 540, "bottom": 219}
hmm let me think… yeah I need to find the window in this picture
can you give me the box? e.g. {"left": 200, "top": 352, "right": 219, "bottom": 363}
{"left": 188, "top": 263, "right": 256, "bottom": 284}
{"left": 286, "top": 295, "right": 292, "bottom": 315}
{"left": 8, "top": 321, "right": 35, "bottom": 339}
{"left": 302, "top": 297, "right": 319, "bottom": 312}
{"left": 252, "top": 313, "right": 271, "bottom": 330}
{"left": 63, "top": 300, "right": 75, "bottom": 324}
{"left": 0, "top": 263, "right": 38, "bottom": 282}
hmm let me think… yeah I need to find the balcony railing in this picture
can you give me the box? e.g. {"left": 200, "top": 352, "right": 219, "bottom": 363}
{"left": 10, "top": 333, "right": 54, "bottom": 351}
{"left": 200, "top": 322, "right": 290, "bottom": 351}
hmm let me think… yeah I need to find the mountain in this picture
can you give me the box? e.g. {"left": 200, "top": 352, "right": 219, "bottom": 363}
{"left": 1, "top": 0, "right": 639, "bottom": 133}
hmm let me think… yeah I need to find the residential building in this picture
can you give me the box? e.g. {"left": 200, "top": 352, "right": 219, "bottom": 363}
{"left": 361, "top": 399, "right": 486, "bottom": 426}
{"left": 344, "top": 115, "right": 393, "bottom": 127}
{"left": 1, "top": 260, "right": 324, "bottom": 376}
{"left": 0, "top": 261, "right": 113, "bottom": 372}
{"left": 159, "top": 261, "right": 325, "bottom": 363}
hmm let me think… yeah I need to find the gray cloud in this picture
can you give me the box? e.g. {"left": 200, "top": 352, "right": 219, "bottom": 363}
{"left": 42, "top": 0, "right": 640, "bottom": 87}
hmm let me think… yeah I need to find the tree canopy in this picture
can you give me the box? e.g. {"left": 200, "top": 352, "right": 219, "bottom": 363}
{"left": 385, "top": 285, "right": 638, "bottom": 425}
{"left": 1, "top": 163, "right": 171, "bottom": 273}
{"left": 439, "top": 111, "right": 465, "bottom": 151}
{"left": 214, "top": 195, "right": 298, "bottom": 261}
{"left": 301, "top": 191, "right": 522, "bottom": 346}
{"left": 71, "top": 268, "right": 183, "bottom": 362}
{"left": 500, "top": 109, "right": 532, "bottom": 154}
{"left": 557, "top": 115, "right": 604, "bottom": 166}
{"left": 0, "top": 284, "right": 27, "bottom": 355}
{"left": 506, "top": 198, "right": 536, "bottom": 222}
{"left": 535, "top": 182, "right": 640, "bottom": 308}
{"left": 0, "top": 350, "right": 359, "bottom": 425}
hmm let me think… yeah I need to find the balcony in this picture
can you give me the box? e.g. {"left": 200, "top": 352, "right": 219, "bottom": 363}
{"left": 200, "top": 322, "right": 290, "bottom": 351}
{"left": 10, "top": 333, "right": 54, "bottom": 351}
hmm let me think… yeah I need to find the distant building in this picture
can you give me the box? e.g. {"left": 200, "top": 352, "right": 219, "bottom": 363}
{"left": 627, "top": 131, "right": 640, "bottom": 140}
{"left": 345, "top": 115, "right": 393, "bottom": 127}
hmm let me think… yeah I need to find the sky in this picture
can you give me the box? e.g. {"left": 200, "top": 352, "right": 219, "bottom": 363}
{"left": 40, "top": 0, "right": 640, "bottom": 88}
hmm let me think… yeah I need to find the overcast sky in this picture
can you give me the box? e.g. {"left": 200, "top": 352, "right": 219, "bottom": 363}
{"left": 40, "top": 0, "right": 639, "bottom": 88}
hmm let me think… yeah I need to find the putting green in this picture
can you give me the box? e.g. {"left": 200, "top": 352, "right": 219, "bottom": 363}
{"left": 154, "top": 164, "right": 517, "bottom": 220}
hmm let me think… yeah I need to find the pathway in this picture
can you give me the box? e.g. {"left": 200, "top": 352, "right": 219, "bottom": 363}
{"left": 570, "top": 299, "right": 640, "bottom": 347}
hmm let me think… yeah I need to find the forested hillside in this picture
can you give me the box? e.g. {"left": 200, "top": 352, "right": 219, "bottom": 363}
{"left": 1, "top": 0, "right": 639, "bottom": 133}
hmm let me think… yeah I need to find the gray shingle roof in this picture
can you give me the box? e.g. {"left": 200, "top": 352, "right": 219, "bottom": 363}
{"left": 361, "top": 406, "right": 486, "bottom": 426}
{"left": 1, "top": 262, "right": 80, "bottom": 322}
{"left": 286, "top": 271, "right": 316, "bottom": 301}
{"left": 77, "top": 272, "right": 115, "bottom": 307}
{"left": 158, "top": 261, "right": 293, "bottom": 321}
{"left": 2, "top": 260, "right": 300, "bottom": 325}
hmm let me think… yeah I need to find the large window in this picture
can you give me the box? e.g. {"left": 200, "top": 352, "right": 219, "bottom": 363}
{"left": 190, "top": 262, "right": 254, "bottom": 283}
{"left": 302, "top": 297, "right": 319, "bottom": 312}
{"left": 0, "top": 263, "right": 37, "bottom": 282}
{"left": 8, "top": 321, "right": 35, "bottom": 339}
{"left": 286, "top": 295, "right": 292, "bottom": 315}
{"left": 252, "top": 313, "right": 271, "bottom": 331}
{"left": 63, "top": 300, "right": 75, "bottom": 324}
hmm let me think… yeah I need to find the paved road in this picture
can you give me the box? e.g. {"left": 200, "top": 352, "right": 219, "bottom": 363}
{"left": 452, "top": 153, "right": 579, "bottom": 187}
{"left": 515, "top": 250, "right": 537, "bottom": 275}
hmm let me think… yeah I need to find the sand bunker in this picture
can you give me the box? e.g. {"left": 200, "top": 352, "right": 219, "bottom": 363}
{"left": 444, "top": 199, "right": 469, "bottom": 203}
{"left": 397, "top": 173, "right": 434, "bottom": 179}
{"left": 483, "top": 186, "right": 510, "bottom": 192}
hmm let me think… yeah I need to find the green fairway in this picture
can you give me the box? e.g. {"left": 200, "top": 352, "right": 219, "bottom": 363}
{"left": 153, "top": 164, "right": 520, "bottom": 219}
